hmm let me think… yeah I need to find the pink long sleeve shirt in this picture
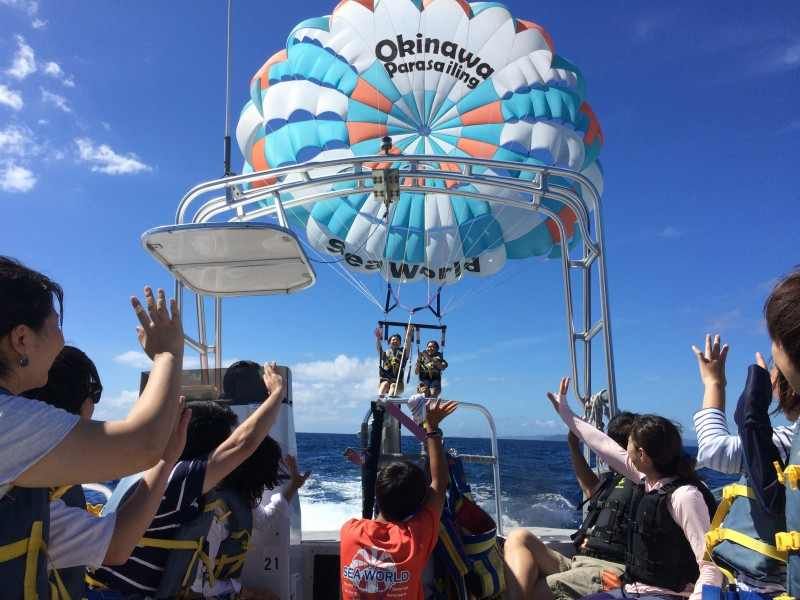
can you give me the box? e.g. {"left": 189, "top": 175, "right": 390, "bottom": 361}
{"left": 556, "top": 397, "right": 722, "bottom": 600}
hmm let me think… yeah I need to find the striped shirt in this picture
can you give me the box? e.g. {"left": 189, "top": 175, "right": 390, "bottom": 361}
{"left": 693, "top": 408, "right": 794, "bottom": 474}
{"left": 91, "top": 458, "right": 207, "bottom": 595}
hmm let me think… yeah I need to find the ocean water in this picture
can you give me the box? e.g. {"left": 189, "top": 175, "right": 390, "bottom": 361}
{"left": 296, "top": 432, "right": 739, "bottom": 533}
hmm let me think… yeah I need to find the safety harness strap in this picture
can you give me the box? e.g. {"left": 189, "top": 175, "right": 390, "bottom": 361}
{"left": 776, "top": 462, "right": 800, "bottom": 490}
{"left": 776, "top": 532, "right": 800, "bottom": 552}
{"left": 706, "top": 527, "right": 787, "bottom": 563}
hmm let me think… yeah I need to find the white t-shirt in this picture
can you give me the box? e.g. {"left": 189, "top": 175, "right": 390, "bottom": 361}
{"left": 49, "top": 497, "right": 116, "bottom": 569}
{"left": 0, "top": 391, "right": 79, "bottom": 497}
{"left": 191, "top": 492, "right": 288, "bottom": 597}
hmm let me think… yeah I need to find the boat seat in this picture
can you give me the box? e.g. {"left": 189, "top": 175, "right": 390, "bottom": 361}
{"left": 141, "top": 222, "right": 316, "bottom": 296}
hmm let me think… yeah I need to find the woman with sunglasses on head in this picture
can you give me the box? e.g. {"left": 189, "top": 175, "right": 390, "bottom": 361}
{"left": 23, "top": 346, "right": 193, "bottom": 600}
{"left": 0, "top": 256, "right": 185, "bottom": 598}
{"left": 545, "top": 377, "right": 721, "bottom": 600}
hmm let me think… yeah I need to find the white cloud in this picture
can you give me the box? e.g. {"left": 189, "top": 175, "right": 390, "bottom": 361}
{"left": 42, "top": 61, "right": 74, "bottom": 87}
{"left": 41, "top": 88, "right": 71, "bottom": 113}
{"left": 0, "top": 0, "right": 39, "bottom": 16}
{"left": 31, "top": 17, "right": 46, "bottom": 29}
{"left": 658, "top": 225, "right": 683, "bottom": 239}
{"left": 114, "top": 349, "right": 239, "bottom": 371}
{"left": 0, "top": 162, "right": 36, "bottom": 192}
{"left": 101, "top": 121, "right": 111, "bottom": 131}
{"left": 6, "top": 35, "right": 36, "bottom": 80}
{"left": 0, "top": 84, "right": 24, "bottom": 111}
{"left": 74, "top": 138, "right": 152, "bottom": 175}
{"left": 94, "top": 389, "right": 138, "bottom": 421}
{"left": 0, "top": 124, "right": 38, "bottom": 157}
{"left": 291, "top": 354, "right": 376, "bottom": 424}
{"left": 113, "top": 350, "right": 152, "bottom": 369}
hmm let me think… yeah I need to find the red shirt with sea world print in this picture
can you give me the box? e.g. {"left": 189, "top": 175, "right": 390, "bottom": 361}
{"left": 340, "top": 504, "right": 440, "bottom": 599}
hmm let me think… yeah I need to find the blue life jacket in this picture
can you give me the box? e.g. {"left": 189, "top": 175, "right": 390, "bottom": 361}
{"left": 0, "top": 486, "right": 61, "bottom": 599}
{"left": 49, "top": 484, "right": 91, "bottom": 600}
{"left": 705, "top": 476, "right": 786, "bottom": 587}
{"left": 98, "top": 473, "right": 216, "bottom": 599}
{"left": 776, "top": 430, "right": 800, "bottom": 599}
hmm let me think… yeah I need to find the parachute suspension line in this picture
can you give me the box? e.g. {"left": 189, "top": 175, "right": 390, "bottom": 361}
{"left": 287, "top": 210, "right": 383, "bottom": 310}
{"left": 223, "top": 0, "right": 233, "bottom": 179}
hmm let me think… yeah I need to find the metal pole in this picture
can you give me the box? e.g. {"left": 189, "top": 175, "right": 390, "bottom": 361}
{"left": 196, "top": 293, "right": 209, "bottom": 383}
{"left": 214, "top": 296, "right": 223, "bottom": 392}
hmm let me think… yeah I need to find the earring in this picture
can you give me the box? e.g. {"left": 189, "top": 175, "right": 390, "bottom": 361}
{"left": 18, "top": 356, "right": 29, "bottom": 368}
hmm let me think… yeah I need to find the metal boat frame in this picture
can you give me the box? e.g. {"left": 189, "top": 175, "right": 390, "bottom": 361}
{"left": 157, "top": 154, "right": 618, "bottom": 417}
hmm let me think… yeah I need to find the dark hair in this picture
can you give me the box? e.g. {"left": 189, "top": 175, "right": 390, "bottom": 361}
{"left": 0, "top": 256, "right": 64, "bottom": 377}
{"left": 774, "top": 368, "right": 800, "bottom": 417}
{"left": 375, "top": 460, "right": 427, "bottom": 522}
{"left": 222, "top": 360, "right": 267, "bottom": 404}
{"left": 388, "top": 334, "right": 402, "bottom": 344}
{"left": 220, "top": 436, "right": 284, "bottom": 507}
{"left": 606, "top": 411, "right": 638, "bottom": 448}
{"left": 765, "top": 269, "right": 800, "bottom": 372}
{"left": 181, "top": 400, "right": 237, "bottom": 461}
{"left": 426, "top": 340, "right": 440, "bottom": 351}
{"left": 23, "top": 346, "right": 102, "bottom": 414}
{"left": 181, "top": 400, "right": 284, "bottom": 508}
{"left": 629, "top": 414, "right": 698, "bottom": 481}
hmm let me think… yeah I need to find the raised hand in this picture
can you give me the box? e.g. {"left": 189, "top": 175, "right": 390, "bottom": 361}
{"left": 425, "top": 398, "right": 457, "bottom": 429}
{"left": 283, "top": 455, "right": 311, "bottom": 490}
{"left": 132, "top": 286, "right": 183, "bottom": 359}
{"left": 374, "top": 326, "right": 382, "bottom": 340}
{"left": 546, "top": 377, "right": 571, "bottom": 413}
{"left": 691, "top": 334, "right": 729, "bottom": 387}
{"left": 262, "top": 362, "right": 284, "bottom": 395}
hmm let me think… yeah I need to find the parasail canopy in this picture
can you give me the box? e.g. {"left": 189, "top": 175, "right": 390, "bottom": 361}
{"left": 236, "top": 0, "right": 604, "bottom": 286}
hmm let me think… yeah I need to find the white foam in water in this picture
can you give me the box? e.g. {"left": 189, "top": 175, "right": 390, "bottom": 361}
{"left": 300, "top": 475, "right": 362, "bottom": 532}
{"left": 298, "top": 475, "right": 578, "bottom": 532}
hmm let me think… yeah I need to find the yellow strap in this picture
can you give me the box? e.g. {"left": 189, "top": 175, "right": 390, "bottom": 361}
{"left": 49, "top": 486, "right": 71, "bottom": 502}
{"left": 50, "top": 565, "right": 71, "bottom": 600}
{"left": 706, "top": 527, "right": 787, "bottom": 563}
{"left": 708, "top": 483, "right": 752, "bottom": 532}
{"left": 85, "top": 503, "right": 103, "bottom": 517}
{"left": 785, "top": 466, "right": 800, "bottom": 490}
{"left": 25, "top": 520, "right": 45, "bottom": 600}
{"left": 138, "top": 537, "right": 201, "bottom": 551}
{"left": 776, "top": 531, "right": 800, "bottom": 552}
{"left": 464, "top": 535, "right": 497, "bottom": 557}
{"left": 84, "top": 574, "right": 107, "bottom": 590}
{"left": 214, "top": 552, "right": 248, "bottom": 578}
{"left": 774, "top": 595, "right": 795, "bottom": 600}
{"left": 0, "top": 537, "right": 31, "bottom": 562}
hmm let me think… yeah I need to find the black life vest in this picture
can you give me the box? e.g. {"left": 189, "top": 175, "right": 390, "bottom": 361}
{"left": 572, "top": 472, "right": 633, "bottom": 564}
{"left": 380, "top": 347, "right": 406, "bottom": 379}
{"left": 0, "top": 486, "right": 53, "bottom": 600}
{"left": 624, "top": 478, "right": 717, "bottom": 592}
{"left": 49, "top": 485, "right": 90, "bottom": 600}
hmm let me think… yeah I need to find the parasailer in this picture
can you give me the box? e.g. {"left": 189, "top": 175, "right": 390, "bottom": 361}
{"left": 375, "top": 325, "right": 413, "bottom": 396}
{"left": 415, "top": 339, "right": 448, "bottom": 398}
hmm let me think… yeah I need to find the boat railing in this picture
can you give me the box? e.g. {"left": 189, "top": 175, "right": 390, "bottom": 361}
{"left": 359, "top": 397, "right": 504, "bottom": 535}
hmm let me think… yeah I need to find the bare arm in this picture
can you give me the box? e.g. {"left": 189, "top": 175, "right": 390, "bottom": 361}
{"left": 103, "top": 406, "right": 191, "bottom": 565}
{"left": 16, "top": 288, "right": 184, "bottom": 487}
{"left": 280, "top": 455, "right": 311, "bottom": 503}
{"left": 423, "top": 399, "right": 458, "bottom": 516}
{"left": 374, "top": 327, "right": 383, "bottom": 357}
{"left": 202, "top": 363, "right": 285, "bottom": 494}
{"left": 567, "top": 431, "right": 599, "bottom": 497}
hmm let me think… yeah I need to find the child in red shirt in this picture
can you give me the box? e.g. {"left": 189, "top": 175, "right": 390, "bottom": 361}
{"left": 340, "top": 398, "right": 458, "bottom": 599}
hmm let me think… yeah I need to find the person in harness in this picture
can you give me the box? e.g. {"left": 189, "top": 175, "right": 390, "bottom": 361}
{"left": 504, "top": 411, "right": 638, "bottom": 600}
{"left": 89, "top": 361, "right": 290, "bottom": 599}
{"left": 759, "top": 270, "right": 800, "bottom": 599}
{"left": 416, "top": 340, "right": 448, "bottom": 398}
{"left": 376, "top": 325, "right": 413, "bottom": 396}
{"left": 691, "top": 333, "right": 796, "bottom": 599}
{"left": 24, "top": 346, "right": 194, "bottom": 600}
{"left": 546, "top": 377, "right": 721, "bottom": 600}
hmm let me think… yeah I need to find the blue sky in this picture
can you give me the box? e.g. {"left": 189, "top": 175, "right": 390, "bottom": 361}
{"left": 2, "top": 0, "right": 799, "bottom": 437}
